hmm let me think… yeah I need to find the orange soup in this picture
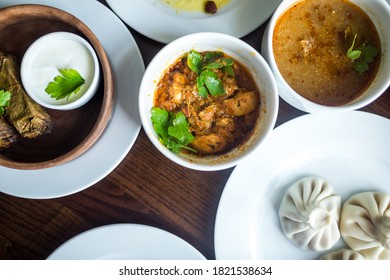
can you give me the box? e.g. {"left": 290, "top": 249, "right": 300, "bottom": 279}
{"left": 273, "top": 0, "right": 381, "bottom": 106}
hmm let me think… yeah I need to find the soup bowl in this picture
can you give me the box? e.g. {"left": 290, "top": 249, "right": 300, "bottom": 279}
{"left": 261, "top": 0, "right": 390, "bottom": 113}
{"left": 139, "top": 32, "right": 278, "bottom": 171}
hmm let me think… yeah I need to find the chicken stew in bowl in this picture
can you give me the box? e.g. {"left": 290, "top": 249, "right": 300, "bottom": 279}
{"left": 152, "top": 50, "right": 261, "bottom": 156}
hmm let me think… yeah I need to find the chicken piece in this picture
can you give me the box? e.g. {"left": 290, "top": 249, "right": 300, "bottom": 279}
{"left": 169, "top": 72, "right": 186, "bottom": 106}
{"left": 221, "top": 76, "right": 239, "bottom": 97}
{"left": 300, "top": 39, "right": 313, "bottom": 57}
{"left": 223, "top": 90, "right": 259, "bottom": 117}
{"left": 194, "top": 104, "right": 218, "bottom": 132}
{"left": 215, "top": 117, "right": 235, "bottom": 132}
{"left": 191, "top": 122, "right": 235, "bottom": 155}
{"left": 190, "top": 133, "right": 228, "bottom": 154}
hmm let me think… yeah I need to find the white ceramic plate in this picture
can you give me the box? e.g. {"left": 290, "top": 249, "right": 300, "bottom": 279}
{"left": 47, "top": 224, "right": 206, "bottom": 260}
{"left": 106, "top": 0, "right": 282, "bottom": 43}
{"left": 0, "top": 0, "right": 144, "bottom": 199}
{"left": 214, "top": 111, "right": 390, "bottom": 259}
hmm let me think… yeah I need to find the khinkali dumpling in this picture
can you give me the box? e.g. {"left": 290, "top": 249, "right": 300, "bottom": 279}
{"left": 279, "top": 177, "right": 341, "bottom": 251}
{"left": 319, "top": 248, "right": 365, "bottom": 260}
{"left": 340, "top": 192, "right": 390, "bottom": 260}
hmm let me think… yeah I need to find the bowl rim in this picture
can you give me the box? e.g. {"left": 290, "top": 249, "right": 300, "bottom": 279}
{"left": 262, "top": 0, "right": 390, "bottom": 114}
{"left": 139, "top": 32, "right": 279, "bottom": 171}
{"left": 0, "top": 4, "right": 114, "bottom": 170}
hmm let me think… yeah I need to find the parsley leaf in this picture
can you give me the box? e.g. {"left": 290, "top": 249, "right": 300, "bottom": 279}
{"left": 187, "top": 50, "right": 234, "bottom": 97}
{"left": 360, "top": 44, "right": 379, "bottom": 64}
{"left": 204, "top": 61, "right": 224, "bottom": 70}
{"left": 346, "top": 32, "right": 379, "bottom": 74}
{"left": 187, "top": 50, "right": 203, "bottom": 75}
{"left": 150, "top": 107, "right": 196, "bottom": 154}
{"left": 353, "top": 61, "right": 369, "bottom": 73}
{"left": 45, "top": 68, "right": 85, "bottom": 100}
{"left": 221, "top": 57, "right": 235, "bottom": 76}
{"left": 347, "top": 34, "right": 361, "bottom": 60}
{"left": 0, "top": 89, "right": 11, "bottom": 115}
{"left": 204, "top": 51, "right": 223, "bottom": 64}
{"left": 168, "top": 112, "right": 194, "bottom": 145}
{"left": 199, "top": 69, "right": 225, "bottom": 96}
{"left": 151, "top": 106, "right": 171, "bottom": 139}
{"left": 196, "top": 76, "right": 209, "bottom": 98}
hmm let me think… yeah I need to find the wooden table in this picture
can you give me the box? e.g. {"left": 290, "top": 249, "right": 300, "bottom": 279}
{"left": 1, "top": 0, "right": 389, "bottom": 260}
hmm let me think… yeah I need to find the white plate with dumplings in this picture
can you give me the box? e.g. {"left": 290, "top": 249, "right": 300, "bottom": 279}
{"left": 214, "top": 111, "right": 390, "bottom": 259}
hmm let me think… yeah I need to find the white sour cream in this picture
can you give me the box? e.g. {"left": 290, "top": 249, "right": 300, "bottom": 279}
{"left": 21, "top": 32, "right": 100, "bottom": 110}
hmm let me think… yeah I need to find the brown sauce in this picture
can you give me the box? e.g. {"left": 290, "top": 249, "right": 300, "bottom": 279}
{"left": 273, "top": 0, "right": 381, "bottom": 106}
{"left": 154, "top": 51, "right": 261, "bottom": 156}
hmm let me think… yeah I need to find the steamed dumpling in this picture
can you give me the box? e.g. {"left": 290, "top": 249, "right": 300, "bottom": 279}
{"left": 279, "top": 177, "right": 341, "bottom": 251}
{"left": 319, "top": 248, "right": 365, "bottom": 260}
{"left": 340, "top": 192, "right": 390, "bottom": 260}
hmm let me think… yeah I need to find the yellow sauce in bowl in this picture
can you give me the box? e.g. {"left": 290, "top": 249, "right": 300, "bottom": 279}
{"left": 160, "top": 0, "right": 231, "bottom": 13}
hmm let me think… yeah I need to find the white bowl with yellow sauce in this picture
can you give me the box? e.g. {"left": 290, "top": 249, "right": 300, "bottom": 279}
{"left": 139, "top": 32, "right": 278, "bottom": 171}
{"left": 262, "top": 0, "right": 390, "bottom": 113}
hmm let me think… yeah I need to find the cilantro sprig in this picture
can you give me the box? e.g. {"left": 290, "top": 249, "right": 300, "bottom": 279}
{"left": 187, "top": 50, "right": 234, "bottom": 98}
{"left": 151, "top": 107, "right": 196, "bottom": 154}
{"left": 45, "top": 68, "right": 85, "bottom": 100}
{"left": 0, "top": 89, "right": 11, "bottom": 115}
{"left": 346, "top": 33, "right": 379, "bottom": 74}
{"left": 347, "top": 34, "right": 361, "bottom": 60}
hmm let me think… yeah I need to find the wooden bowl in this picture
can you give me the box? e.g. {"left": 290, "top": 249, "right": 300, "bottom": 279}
{"left": 0, "top": 4, "right": 114, "bottom": 170}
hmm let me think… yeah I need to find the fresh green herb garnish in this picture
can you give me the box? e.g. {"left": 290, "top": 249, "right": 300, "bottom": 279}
{"left": 187, "top": 50, "right": 234, "bottom": 97}
{"left": 151, "top": 107, "right": 195, "bottom": 154}
{"left": 347, "top": 34, "right": 361, "bottom": 60}
{"left": 353, "top": 44, "right": 379, "bottom": 74}
{"left": 45, "top": 68, "right": 85, "bottom": 100}
{"left": 346, "top": 33, "right": 379, "bottom": 74}
{"left": 187, "top": 50, "right": 203, "bottom": 75}
{"left": 197, "top": 69, "right": 225, "bottom": 98}
{"left": 0, "top": 89, "right": 11, "bottom": 115}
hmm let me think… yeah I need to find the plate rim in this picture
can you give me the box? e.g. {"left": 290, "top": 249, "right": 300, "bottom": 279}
{"left": 47, "top": 223, "right": 206, "bottom": 260}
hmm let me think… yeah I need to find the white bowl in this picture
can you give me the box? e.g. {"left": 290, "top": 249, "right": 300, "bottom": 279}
{"left": 21, "top": 31, "right": 100, "bottom": 110}
{"left": 261, "top": 0, "right": 390, "bottom": 114}
{"left": 139, "top": 32, "right": 279, "bottom": 171}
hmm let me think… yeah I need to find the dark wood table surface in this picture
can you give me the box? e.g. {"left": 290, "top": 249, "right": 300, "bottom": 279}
{"left": 1, "top": 0, "right": 389, "bottom": 260}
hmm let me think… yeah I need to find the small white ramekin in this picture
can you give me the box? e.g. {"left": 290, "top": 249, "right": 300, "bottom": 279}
{"left": 21, "top": 31, "right": 100, "bottom": 110}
